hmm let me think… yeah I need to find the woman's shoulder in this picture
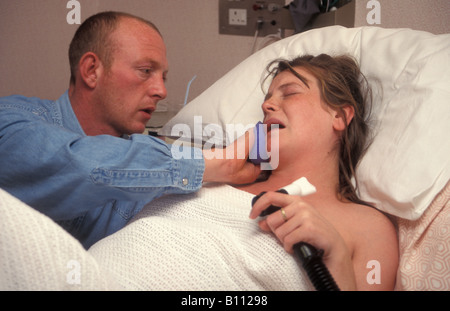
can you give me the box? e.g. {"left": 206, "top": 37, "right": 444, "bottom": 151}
{"left": 343, "top": 202, "right": 396, "bottom": 236}
{"left": 343, "top": 202, "right": 399, "bottom": 290}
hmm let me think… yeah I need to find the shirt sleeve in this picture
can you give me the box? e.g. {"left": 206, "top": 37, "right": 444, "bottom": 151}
{"left": 0, "top": 101, "right": 205, "bottom": 220}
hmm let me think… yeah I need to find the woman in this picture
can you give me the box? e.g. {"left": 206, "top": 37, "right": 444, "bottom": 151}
{"left": 89, "top": 54, "right": 398, "bottom": 291}
{"left": 245, "top": 54, "right": 398, "bottom": 290}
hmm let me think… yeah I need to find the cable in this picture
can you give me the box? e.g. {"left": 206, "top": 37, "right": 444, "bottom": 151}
{"left": 183, "top": 75, "right": 197, "bottom": 107}
{"left": 250, "top": 19, "right": 264, "bottom": 55}
{"left": 251, "top": 28, "right": 283, "bottom": 55}
{"left": 256, "top": 29, "right": 283, "bottom": 51}
{"left": 321, "top": 0, "right": 340, "bottom": 12}
{"left": 250, "top": 28, "right": 260, "bottom": 55}
{"left": 294, "top": 242, "right": 340, "bottom": 291}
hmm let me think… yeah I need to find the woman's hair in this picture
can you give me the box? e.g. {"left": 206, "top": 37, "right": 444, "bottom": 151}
{"left": 68, "top": 11, "right": 161, "bottom": 85}
{"left": 264, "top": 54, "right": 373, "bottom": 206}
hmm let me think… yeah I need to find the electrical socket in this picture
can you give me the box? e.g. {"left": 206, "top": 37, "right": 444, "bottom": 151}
{"left": 229, "top": 8, "right": 247, "bottom": 26}
{"left": 219, "top": 0, "right": 294, "bottom": 37}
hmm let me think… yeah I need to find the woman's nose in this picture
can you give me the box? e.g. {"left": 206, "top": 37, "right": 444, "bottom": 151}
{"left": 262, "top": 98, "right": 280, "bottom": 112}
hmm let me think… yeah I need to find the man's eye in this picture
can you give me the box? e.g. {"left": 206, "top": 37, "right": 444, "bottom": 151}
{"left": 137, "top": 67, "right": 153, "bottom": 76}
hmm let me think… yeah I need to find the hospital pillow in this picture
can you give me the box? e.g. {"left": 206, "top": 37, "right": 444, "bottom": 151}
{"left": 159, "top": 26, "right": 450, "bottom": 221}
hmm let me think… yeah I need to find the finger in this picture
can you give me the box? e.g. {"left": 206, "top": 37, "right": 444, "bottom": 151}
{"left": 282, "top": 229, "right": 306, "bottom": 254}
{"left": 258, "top": 219, "right": 271, "bottom": 232}
{"left": 234, "top": 161, "right": 262, "bottom": 184}
{"left": 265, "top": 206, "right": 293, "bottom": 233}
{"left": 249, "top": 191, "right": 297, "bottom": 219}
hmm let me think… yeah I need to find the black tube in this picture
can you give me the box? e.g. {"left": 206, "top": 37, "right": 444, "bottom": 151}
{"left": 294, "top": 242, "right": 340, "bottom": 291}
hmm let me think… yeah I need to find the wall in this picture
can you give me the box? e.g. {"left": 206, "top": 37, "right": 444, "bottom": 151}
{"left": 0, "top": 0, "right": 252, "bottom": 112}
{"left": 0, "top": 0, "right": 449, "bottom": 114}
{"left": 355, "top": 0, "right": 450, "bottom": 33}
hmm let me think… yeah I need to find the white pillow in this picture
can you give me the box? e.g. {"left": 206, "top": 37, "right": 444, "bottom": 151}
{"left": 160, "top": 26, "right": 450, "bottom": 220}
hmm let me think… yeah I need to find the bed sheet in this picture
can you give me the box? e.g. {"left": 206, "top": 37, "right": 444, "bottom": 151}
{"left": 395, "top": 181, "right": 450, "bottom": 290}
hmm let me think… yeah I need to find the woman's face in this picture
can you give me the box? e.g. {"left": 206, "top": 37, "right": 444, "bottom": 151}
{"left": 262, "top": 67, "right": 340, "bottom": 167}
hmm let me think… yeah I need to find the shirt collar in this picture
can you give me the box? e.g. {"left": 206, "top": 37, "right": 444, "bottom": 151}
{"left": 56, "top": 91, "right": 86, "bottom": 136}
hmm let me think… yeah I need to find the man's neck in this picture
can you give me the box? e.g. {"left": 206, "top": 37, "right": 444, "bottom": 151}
{"left": 68, "top": 84, "right": 121, "bottom": 137}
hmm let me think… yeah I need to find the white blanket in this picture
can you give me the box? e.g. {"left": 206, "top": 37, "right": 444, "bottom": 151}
{"left": 0, "top": 188, "right": 118, "bottom": 290}
{"left": 88, "top": 183, "right": 314, "bottom": 291}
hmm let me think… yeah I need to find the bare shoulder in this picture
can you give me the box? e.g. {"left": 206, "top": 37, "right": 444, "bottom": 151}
{"left": 342, "top": 202, "right": 399, "bottom": 290}
{"left": 341, "top": 202, "right": 398, "bottom": 251}
{"left": 328, "top": 200, "right": 396, "bottom": 237}
{"left": 349, "top": 203, "right": 396, "bottom": 232}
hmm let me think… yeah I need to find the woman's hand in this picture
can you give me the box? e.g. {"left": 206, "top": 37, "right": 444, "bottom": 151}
{"left": 249, "top": 191, "right": 357, "bottom": 290}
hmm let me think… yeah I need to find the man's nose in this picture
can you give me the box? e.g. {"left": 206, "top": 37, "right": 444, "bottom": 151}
{"left": 149, "top": 76, "right": 167, "bottom": 101}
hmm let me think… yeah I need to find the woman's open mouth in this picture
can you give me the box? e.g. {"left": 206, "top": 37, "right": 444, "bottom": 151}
{"left": 264, "top": 118, "right": 286, "bottom": 132}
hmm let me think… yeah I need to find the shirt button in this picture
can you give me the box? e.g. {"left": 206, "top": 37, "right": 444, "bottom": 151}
{"left": 182, "top": 178, "right": 189, "bottom": 186}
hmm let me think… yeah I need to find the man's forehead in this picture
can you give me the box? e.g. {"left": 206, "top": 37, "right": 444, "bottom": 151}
{"left": 113, "top": 19, "right": 166, "bottom": 55}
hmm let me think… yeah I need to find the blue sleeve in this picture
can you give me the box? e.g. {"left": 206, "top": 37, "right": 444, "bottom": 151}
{"left": 0, "top": 97, "right": 204, "bottom": 220}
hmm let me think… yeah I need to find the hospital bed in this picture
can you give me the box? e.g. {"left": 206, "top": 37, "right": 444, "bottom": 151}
{"left": 1, "top": 26, "right": 449, "bottom": 291}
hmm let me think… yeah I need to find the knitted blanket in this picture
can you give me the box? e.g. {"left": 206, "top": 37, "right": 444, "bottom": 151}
{"left": 89, "top": 183, "right": 314, "bottom": 291}
{"left": 0, "top": 188, "right": 118, "bottom": 290}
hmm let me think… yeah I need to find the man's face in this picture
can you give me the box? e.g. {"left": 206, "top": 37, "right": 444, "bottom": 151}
{"left": 94, "top": 18, "right": 168, "bottom": 136}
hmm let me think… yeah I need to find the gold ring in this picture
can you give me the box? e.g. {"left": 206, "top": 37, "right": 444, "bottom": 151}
{"left": 281, "top": 208, "right": 287, "bottom": 222}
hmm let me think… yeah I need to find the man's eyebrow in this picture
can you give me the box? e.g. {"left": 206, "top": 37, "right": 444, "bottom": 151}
{"left": 137, "top": 58, "right": 167, "bottom": 70}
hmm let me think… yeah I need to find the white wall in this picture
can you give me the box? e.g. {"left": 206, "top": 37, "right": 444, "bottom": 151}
{"left": 1, "top": 0, "right": 448, "bottom": 112}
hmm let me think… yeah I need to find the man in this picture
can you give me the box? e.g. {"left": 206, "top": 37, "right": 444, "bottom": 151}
{"left": 0, "top": 12, "right": 260, "bottom": 249}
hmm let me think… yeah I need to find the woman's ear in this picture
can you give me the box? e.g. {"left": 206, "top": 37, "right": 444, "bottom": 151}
{"left": 78, "top": 52, "right": 102, "bottom": 89}
{"left": 332, "top": 105, "right": 355, "bottom": 131}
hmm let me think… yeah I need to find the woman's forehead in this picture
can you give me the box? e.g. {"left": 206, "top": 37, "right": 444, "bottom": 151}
{"left": 271, "top": 67, "right": 317, "bottom": 89}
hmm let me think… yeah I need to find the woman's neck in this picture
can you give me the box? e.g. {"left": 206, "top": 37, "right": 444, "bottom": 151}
{"left": 236, "top": 152, "right": 340, "bottom": 201}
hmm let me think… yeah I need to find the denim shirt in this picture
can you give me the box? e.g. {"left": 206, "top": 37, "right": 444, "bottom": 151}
{"left": 0, "top": 92, "right": 204, "bottom": 248}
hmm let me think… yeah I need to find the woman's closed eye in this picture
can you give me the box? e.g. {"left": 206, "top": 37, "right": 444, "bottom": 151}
{"left": 279, "top": 83, "right": 305, "bottom": 97}
{"left": 283, "top": 91, "right": 300, "bottom": 98}
{"left": 282, "top": 87, "right": 303, "bottom": 98}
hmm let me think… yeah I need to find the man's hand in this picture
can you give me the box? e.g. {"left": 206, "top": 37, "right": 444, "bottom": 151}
{"left": 202, "top": 131, "right": 261, "bottom": 184}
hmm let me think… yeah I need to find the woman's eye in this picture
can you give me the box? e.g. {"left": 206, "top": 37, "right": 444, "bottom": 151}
{"left": 284, "top": 92, "right": 299, "bottom": 97}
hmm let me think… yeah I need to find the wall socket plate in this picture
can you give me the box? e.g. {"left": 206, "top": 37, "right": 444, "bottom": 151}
{"left": 229, "top": 8, "right": 247, "bottom": 26}
{"left": 219, "top": 0, "right": 294, "bottom": 37}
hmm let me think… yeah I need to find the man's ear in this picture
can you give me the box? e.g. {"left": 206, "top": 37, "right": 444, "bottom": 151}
{"left": 332, "top": 105, "right": 355, "bottom": 131}
{"left": 78, "top": 52, "right": 102, "bottom": 89}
